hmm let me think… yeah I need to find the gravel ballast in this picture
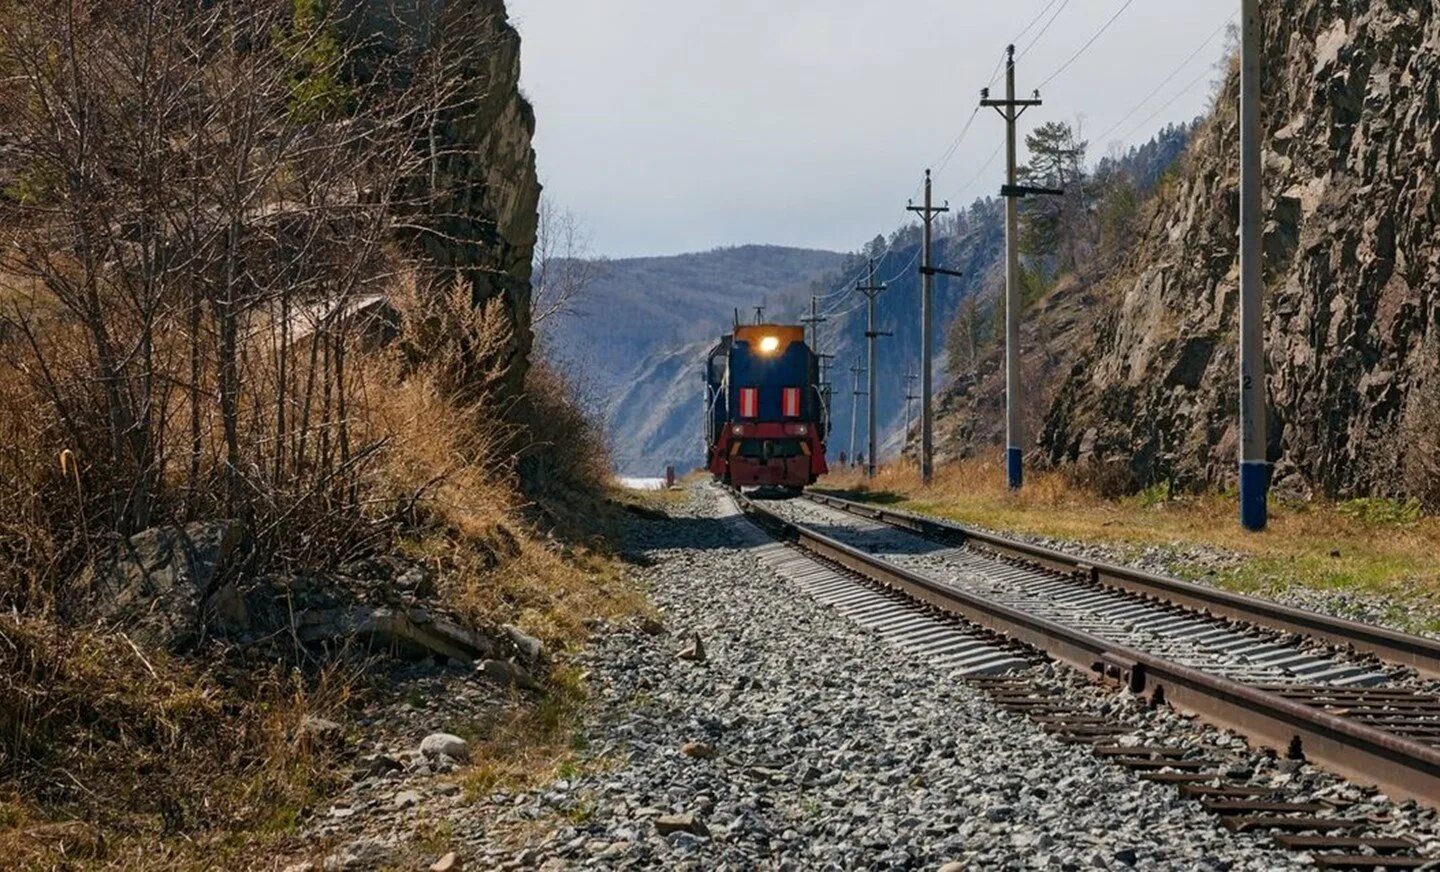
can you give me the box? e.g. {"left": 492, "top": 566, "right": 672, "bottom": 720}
{"left": 436, "top": 485, "right": 1313, "bottom": 870}
{"left": 294, "top": 483, "right": 1440, "bottom": 870}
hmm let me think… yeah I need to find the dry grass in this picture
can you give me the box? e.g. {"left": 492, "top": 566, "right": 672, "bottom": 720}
{"left": 822, "top": 455, "right": 1440, "bottom": 631}
{"left": 0, "top": 294, "right": 645, "bottom": 865}
{"left": 0, "top": 615, "right": 358, "bottom": 870}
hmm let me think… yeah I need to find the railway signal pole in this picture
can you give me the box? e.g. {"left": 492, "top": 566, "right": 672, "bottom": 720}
{"left": 1238, "top": 0, "right": 1269, "bottom": 531}
{"left": 908, "top": 170, "right": 949, "bottom": 485}
{"left": 849, "top": 358, "right": 867, "bottom": 465}
{"left": 982, "top": 45, "right": 1056, "bottom": 491}
{"left": 857, "top": 259, "right": 890, "bottom": 478}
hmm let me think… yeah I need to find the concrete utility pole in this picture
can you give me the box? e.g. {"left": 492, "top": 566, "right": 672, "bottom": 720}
{"left": 908, "top": 170, "right": 950, "bottom": 485}
{"left": 857, "top": 259, "right": 890, "bottom": 478}
{"left": 849, "top": 358, "right": 867, "bottom": 464}
{"left": 982, "top": 46, "right": 1054, "bottom": 491}
{"left": 903, "top": 367, "right": 919, "bottom": 450}
{"left": 805, "top": 296, "right": 837, "bottom": 459}
{"left": 1238, "top": 0, "right": 1268, "bottom": 531}
{"left": 802, "top": 295, "right": 827, "bottom": 353}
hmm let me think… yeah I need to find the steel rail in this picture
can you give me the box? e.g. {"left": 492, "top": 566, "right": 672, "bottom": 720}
{"left": 803, "top": 491, "right": 1440, "bottom": 680}
{"left": 734, "top": 492, "right": 1440, "bottom": 808}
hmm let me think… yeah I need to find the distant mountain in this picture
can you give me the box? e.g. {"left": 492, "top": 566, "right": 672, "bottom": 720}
{"left": 540, "top": 245, "right": 846, "bottom": 475}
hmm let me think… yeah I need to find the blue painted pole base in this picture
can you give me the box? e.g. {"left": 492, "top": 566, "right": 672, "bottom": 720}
{"left": 1239, "top": 460, "right": 1270, "bottom": 531}
{"left": 1007, "top": 447, "right": 1023, "bottom": 491}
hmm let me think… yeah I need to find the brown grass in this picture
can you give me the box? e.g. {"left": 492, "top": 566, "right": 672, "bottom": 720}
{"left": 0, "top": 614, "right": 358, "bottom": 870}
{"left": 0, "top": 287, "right": 645, "bottom": 864}
{"left": 822, "top": 455, "right": 1440, "bottom": 630}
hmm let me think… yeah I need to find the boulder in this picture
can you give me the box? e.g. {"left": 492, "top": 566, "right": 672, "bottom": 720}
{"left": 654, "top": 812, "right": 709, "bottom": 837}
{"left": 430, "top": 853, "right": 462, "bottom": 872}
{"left": 419, "top": 733, "right": 470, "bottom": 761}
{"left": 677, "top": 631, "right": 706, "bottom": 663}
{"left": 297, "top": 715, "right": 344, "bottom": 750}
{"left": 479, "top": 658, "right": 542, "bottom": 691}
{"left": 88, "top": 520, "right": 244, "bottom": 650}
{"left": 503, "top": 624, "right": 545, "bottom": 664}
{"left": 295, "top": 606, "right": 498, "bottom": 664}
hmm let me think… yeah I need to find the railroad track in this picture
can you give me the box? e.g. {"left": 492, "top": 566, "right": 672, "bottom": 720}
{"left": 721, "top": 486, "right": 1440, "bottom": 869}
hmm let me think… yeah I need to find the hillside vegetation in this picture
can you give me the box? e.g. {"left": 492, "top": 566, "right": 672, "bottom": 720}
{"left": 0, "top": 1, "right": 631, "bottom": 865}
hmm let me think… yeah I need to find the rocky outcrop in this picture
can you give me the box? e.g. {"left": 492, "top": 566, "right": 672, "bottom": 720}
{"left": 348, "top": 0, "right": 541, "bottom": 392}
{"left": 949, "top": 2, "right": 1440, "bottom": 504}
{"left": 86, "top": 521, "right": 247, "bottom": 650}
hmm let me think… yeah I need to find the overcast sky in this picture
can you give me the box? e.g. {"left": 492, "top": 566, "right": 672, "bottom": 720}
{"left": 508, "top": 0, "right": 1236, "bottom": 259}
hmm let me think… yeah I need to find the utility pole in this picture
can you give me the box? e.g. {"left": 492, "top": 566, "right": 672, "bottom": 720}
{"left": 909, "top": 169, "right": 951, "bottom": 485}
{"left": 804, "top": 294, "right": 836, "bottom": 455}
{"left": 802, "top": 295, "right": 827, "bottom": 358}
{"left": 903, "top": 367, "right": 919, "bottom": 450}
{"left": 753, "top": 305, "right": 765, "bottom": 324}
{"left": 1238, "top": 0, "right": 1268, "bottom": 531}
{"left": 849, "top": 358, "right": 867, "bottom": 464}
{"left": 857, "top": 258, "right": 890, "bottom": 478}
{"left": 982, "top": 45, "right": 1057, "bottom": 491}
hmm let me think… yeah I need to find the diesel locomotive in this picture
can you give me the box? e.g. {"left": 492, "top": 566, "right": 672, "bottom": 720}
{"left": 704, "top": 323, "right": 829, "bottom": 491}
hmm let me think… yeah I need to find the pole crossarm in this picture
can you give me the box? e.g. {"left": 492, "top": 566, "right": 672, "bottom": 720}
{"left": 919, "top": 265, "right": 965, "bottom": 278}
{"left": 1001, "top": 183, "right": 1065, "bottom": 198}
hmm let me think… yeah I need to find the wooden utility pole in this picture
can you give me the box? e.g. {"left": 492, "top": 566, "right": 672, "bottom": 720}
{"left": 1238, "top": 0, "right": 1268, "bottom": 530}
{"left": 982, "top": 45, "right": 1056, "bottom": 491}
{"left": 908, "top": 169, "right": 950, "bottom": 485}
{"left": 857, "top": 259, "right": 890, "bottom": 478}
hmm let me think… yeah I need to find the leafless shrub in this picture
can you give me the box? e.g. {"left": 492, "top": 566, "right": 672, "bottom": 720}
{"left": 0, "top": 0, "right": 500, "bottom": 593}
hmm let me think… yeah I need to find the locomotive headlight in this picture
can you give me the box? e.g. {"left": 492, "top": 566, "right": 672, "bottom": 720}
{"left": 795, "top": 425, "right": 807, "bottom": 435}
{"left": 732, "top": 425, "right": 744, "bottom": 436}
{"left": 758, "top": 335, "right": 780, "bottom": 354}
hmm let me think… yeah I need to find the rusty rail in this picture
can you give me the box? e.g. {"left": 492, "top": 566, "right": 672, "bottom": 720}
{"left": 804, "top": 490, "right": 1440, "bottom": 680}
{"left": 736, "top": 492, "right": 1440, "bottom": 808}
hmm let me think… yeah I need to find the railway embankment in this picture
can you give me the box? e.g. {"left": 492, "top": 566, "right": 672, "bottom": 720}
{"left": 821, "top": 458, "right": 1440, "bottom": 637}
{"left": 278, "top": 481, "right": 1440, "bottom": 870}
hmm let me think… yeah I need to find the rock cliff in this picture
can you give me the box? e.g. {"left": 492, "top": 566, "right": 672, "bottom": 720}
{"left": 948, "top": 2, "right": 1440, "bottom": 505}
{"left": 351, "top": 0, "right": 541, "bottom": 388}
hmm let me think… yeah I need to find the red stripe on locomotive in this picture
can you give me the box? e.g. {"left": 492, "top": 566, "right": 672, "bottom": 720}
{"left": 739, "top": 387, "right": 758, "bottom": 418}
{"left": 782, "top": 386, "right": 800, "bottom": 418}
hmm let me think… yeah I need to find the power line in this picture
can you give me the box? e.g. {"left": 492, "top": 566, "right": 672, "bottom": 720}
{"left": 1119, "top": 64, "right": 1217, "bottom": 145}
{"left": 932, "top": 107, "right": 981, "bottom": 177}
{"left": 1011, "top": 0, "right": 1067, "bottom": 51}
{"left": 1017, "top": 0, "right": 1073, "bottom": 60}
{"left": 1036, "top": 0, "right": 1138, "bottom": 90}
{"left": 1093, "top": 15, "right": 1235, "bottom": 146}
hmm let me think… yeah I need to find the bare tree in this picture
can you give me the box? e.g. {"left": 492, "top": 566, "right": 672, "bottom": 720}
{"left": 0, "top": 0, "right": 502, "bottom": 564}
{"left": 531, "top": 196, "right": 604, "bottom": 326}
